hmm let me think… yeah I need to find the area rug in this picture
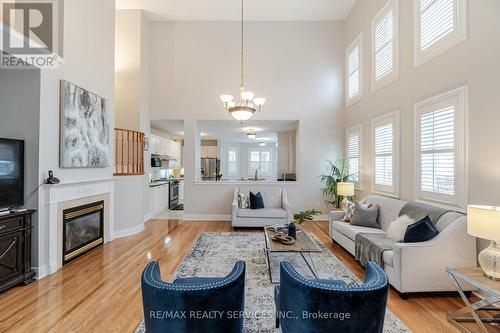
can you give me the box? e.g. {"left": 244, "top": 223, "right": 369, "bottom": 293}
{"left": 136, "top": 232, "right": 411, "bottom": 333}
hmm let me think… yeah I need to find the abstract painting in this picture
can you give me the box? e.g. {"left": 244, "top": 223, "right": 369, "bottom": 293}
{"left": 60, "top": 80, "right": 109, "bottom": 168}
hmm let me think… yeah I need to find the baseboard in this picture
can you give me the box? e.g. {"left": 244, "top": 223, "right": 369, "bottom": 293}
{"left": 182, "top": 214, "right": 232, "bottom": 221}
{"left": 33, "top": 265, "right": 48, "bottom": 279}
{"left": 111, "top": 223, "right": 145, "bottom": 239}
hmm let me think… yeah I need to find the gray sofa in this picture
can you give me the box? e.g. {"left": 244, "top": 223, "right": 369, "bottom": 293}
{"left": 232, "top": 187, "right": 292, "bottom": 227}
{"left": 330, "top": 195, "right": 477, "bottom": 294}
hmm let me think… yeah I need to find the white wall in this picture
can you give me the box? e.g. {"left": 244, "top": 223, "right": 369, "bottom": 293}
{"left": 114, "top": 9, "right": 150, "bottom": 232}
{"left": 36, "top": 0, "right": 116, "bottom": 273}
{"left": 344, "top": 0, "right": 500, "bottom": 249}
{"left": 149, "top": 21, "right": 346, "bottom": 217}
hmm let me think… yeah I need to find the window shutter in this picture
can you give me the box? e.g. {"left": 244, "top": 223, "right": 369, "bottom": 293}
{"left": 348, "top": 132, "right": 360, "bottom": 183}
{"left": 348, "top": 45, "right": 360, "bottom": 98}
{"left": 420, "top": 0, "right": 455, "bottom": 51}
{"left": 374, "top": 8, "right": 394, "bottom": 80}
{"left": 420, "top": 106, "right": 455, "bottom": 195}
{"left": 374, "top": 123, "right": 393, "bottom": 186}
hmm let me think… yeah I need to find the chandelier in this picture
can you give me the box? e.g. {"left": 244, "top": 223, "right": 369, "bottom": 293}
{"left": 247, "top": 130, "right": 257, "bottom": 140}
{"left": 220, "top": 0, "right": 265, "bottom": 123}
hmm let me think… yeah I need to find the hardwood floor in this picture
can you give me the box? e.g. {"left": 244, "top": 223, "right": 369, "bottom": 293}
{"left": 0, "top": 219, "right": 479, "bottom": 332}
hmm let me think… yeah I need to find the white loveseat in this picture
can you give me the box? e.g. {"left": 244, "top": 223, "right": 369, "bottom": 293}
{"left": 330, "top": 195, "right": 477, "bottom": 294}
{"left": 232, "top": 187, "right": 292, "bottom": 227}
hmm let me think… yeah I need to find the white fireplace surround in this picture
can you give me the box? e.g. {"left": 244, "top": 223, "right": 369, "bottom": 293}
{"left": 47, "top": 179, "right": 114, "bottom": 276}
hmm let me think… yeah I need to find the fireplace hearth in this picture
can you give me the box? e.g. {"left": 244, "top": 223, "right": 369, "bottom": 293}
{"left": 63, "top": 201, "right": 104, "bottom": 264}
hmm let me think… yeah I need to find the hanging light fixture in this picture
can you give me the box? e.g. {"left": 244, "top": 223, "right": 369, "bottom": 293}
{"left": 220, "top": 0, "right": 265, "bottom": 123}
{"left": 247, "top": 130, "right": 257, "bottom": 140}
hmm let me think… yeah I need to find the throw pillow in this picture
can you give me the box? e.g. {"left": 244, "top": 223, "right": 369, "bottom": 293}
{"left": 403, "top": 215, "right": 439, "bottom": 243}
{"left": 349, "top": 202, "right": 380, "bottom": 228}
{"left": 249, "top": 191, "right": 265, "bottom": 210}
{"left": 238, "top": 192, "right": 249, "bottom": 209}
{"left": 386, "top": 215, "right": 415, "bottom": 242}
{"left": 342, "top": 201, "right": 372, "bottom": 222}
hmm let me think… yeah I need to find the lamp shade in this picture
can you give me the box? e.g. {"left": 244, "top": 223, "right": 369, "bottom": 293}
{"left": 468, "top": 205, "right": 500, "bottom": 241}
{"left": 337, "top": 182, "right": 355, "bottom": 197}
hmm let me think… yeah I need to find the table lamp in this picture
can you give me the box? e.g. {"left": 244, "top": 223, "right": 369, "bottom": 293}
{"left": 467, "top": 205, "right": 500, "bottom": 280}
{"left": 337, "top": 182, "right": 355, "bottom": 211}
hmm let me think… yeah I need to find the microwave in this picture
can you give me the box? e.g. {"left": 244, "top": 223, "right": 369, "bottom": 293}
{"left": 152, "top": 157, "right": 169, "bottom": 168}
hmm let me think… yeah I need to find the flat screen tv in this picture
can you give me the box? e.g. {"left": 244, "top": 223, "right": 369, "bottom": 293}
{"left": 0, "top": 138, "right": 24, "bottom": 211}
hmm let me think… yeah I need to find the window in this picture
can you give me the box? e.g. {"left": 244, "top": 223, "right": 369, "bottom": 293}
{"left": 372, "top": 111, "right": 400, "bottom": 197}
{"left": 248, "top": 149, "right": 273, "bottom": 177}
{"left": 372, "top": 0, "right": 399, "bottom": 91}
{"left": 346, "top": 124, "right": 363, "bottom": 189}
{"left": 414, "top": 85, "right": 467, "bottom": 209}
{"left": 346, "top": 34, "right": 363, "bottom": 106}
{"left": 227, "top": 148, "right": 239, "bottom": 177}
{"left": 414, "top": 0, "right": 468, "bottom": 66}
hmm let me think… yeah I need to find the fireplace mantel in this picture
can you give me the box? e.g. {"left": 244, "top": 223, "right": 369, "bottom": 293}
{"left": 46, "top": 179, "right": 114, "bottom": 276}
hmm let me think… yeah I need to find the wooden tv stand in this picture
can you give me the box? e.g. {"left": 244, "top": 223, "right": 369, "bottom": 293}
{"left": 0, "top": 210, "right": 36, "bottom": 293}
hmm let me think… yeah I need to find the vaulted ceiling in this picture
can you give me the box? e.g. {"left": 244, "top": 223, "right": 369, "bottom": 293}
{"left": 116, "top": 0, "right": 357, "bottom": 21}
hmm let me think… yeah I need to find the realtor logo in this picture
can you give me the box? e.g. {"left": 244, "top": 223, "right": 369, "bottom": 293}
{"left": 1, "top": 0, "right": 63, "bottom": 69}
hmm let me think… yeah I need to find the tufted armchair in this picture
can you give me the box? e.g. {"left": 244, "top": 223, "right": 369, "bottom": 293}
{"left": 275, "top": 261, "right": 389, "bottom": 333}
{"left": 141, "top": 260, "right": 246, "bottom": 333}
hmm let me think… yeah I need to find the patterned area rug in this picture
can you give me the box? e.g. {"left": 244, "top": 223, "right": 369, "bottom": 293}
{"left": 136, "top": 232, "right": 411, "bottom": 333}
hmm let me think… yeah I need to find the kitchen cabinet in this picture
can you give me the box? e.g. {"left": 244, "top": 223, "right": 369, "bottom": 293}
{"left": 179, "top": 181, "right": 184, "bottom": 202}
{"left": 150, "top": 134, "right": 181, "bottom": 167}
{"left": 149, "top": 184, "right": 168, "bottom": 216}
{"left": 200, "top": 145, "right": 218, "bottom": 158}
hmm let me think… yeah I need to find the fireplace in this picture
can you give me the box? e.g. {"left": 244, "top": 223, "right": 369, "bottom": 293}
{"left": 62, "top": 201, "right": 104, "bottom": 265}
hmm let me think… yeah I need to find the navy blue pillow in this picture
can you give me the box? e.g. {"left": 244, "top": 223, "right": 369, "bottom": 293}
{"left": 403, "top": 215, "right": 439, "bottom": 243}
{"left": 249, "top": 191, "right": 265, "bottom": 210}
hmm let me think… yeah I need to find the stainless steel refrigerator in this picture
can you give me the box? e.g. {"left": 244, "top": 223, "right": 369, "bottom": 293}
{"left": 201, "top": 158, "right": 218, "bottom": 180}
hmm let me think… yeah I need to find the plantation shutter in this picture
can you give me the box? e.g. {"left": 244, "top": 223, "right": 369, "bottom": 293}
{"left": 348, "top": 132, "right": 360, "bottom": 183}
{"left": 420, "top": 0, "right": 455, "bottom": 51}
{"left": 348, "top": 46, "right": 360, "bottom": 99}
{"left": 374, "top": 7, "right": 394, "bottom": 80}
{"left": 374, "top": 122, "right": 393, "bottom": 186}
{"left": 420, "top": 106, "right": 455, "bottom": 195}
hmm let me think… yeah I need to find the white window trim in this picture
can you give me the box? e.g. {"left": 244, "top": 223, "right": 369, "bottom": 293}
{"left": 413, "top": 0, "right": 469, "bottom": 67}
{"left": 371, "top": 0, "right": 399, "bottom": 92}
{"left": 371, "top": 110, "right": 400, "bottom": 198}
{"left": 345, "top": 33, "right": 363, "bottom": 107}
{"left": 414, "top": 85, "right": 468, "bottom": 211}
{"left": 346, "top": 124, "right": 363, "bottom": 190}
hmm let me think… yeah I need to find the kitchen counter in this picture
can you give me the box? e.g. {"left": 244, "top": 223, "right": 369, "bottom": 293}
{"left": 149, "top": 178, "right": 184, "bottom": 187}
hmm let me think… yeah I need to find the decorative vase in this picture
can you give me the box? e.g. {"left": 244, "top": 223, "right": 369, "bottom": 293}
{"left": 288, "top": 221, "right": 297, "bottom": 239}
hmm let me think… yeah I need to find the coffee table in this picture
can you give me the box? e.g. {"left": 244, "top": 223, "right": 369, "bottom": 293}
{"left": 447, "top": 267, "right": 500, "bottom": 333}
{"left": 264, "top": 225, "right": 322, "bottom": 283}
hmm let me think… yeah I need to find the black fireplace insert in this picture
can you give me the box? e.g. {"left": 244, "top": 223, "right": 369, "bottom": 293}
{"left": 62, "top": 201, "right": 104, "bottom": 264}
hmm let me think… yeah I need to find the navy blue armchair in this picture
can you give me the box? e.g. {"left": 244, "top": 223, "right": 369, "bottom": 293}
{"left": 275, "top": 261, "right": 389, "bottom": 333}
{"left": 142, "top": 260, "right": 245, "bottom": 333}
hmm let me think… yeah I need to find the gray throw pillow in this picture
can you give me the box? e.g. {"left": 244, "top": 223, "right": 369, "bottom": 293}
{"left": 350, "top": 202, "right": 380, "bottom": 228}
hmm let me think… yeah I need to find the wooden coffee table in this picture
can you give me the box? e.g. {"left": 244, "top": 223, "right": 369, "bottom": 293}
{"left": 264, "top": 225, "right": 322, "bottom": 283}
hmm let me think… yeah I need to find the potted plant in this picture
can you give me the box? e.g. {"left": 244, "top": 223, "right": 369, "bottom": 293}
{"left": 320, "top": 159, "right": 355, "bottom": 208}
{"left": 288, "top": 209, "right": 322, "bottom": 239}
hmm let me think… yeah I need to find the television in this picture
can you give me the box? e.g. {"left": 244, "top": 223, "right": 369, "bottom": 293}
{"left": 0, "top": 138, "right": 24, "bottom": 211}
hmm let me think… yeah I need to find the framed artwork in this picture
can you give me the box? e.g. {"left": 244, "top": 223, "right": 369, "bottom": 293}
{"left": 60, "top": 80, "right": 109, "bottom": 168}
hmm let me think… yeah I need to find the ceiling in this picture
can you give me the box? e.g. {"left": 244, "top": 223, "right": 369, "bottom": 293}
{"left": 151, "top": 120, "right": 185, "bottom": 138}
{"left": 198, "top": 120, "right": 297, "bottom": 143}
{"left": 115, "top": 0, "right": 357, "bottom": 21}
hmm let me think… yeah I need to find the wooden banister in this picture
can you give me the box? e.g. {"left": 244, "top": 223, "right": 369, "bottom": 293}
{"left": 114, "top": 128, "right": 145, "bottom": 176}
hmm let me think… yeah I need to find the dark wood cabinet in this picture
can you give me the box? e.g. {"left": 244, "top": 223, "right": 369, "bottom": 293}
{"left": 0, "top": 210, "right": 35, "bottom": 293}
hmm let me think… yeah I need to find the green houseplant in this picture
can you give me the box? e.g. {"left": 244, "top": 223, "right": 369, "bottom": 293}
{"left": 320, "top": 159, "right": 354, "bottom": 208}
{"left": 288, "top": 209, "right": 321, "bottom": 239}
